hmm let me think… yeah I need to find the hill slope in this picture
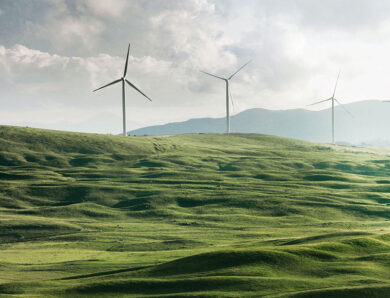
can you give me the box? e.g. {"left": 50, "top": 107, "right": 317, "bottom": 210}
{"left": 1, "top": 125, "right": 390, "bottom": 296}
{"left": 131, "top": 100, "right": 390, "bottom": 145}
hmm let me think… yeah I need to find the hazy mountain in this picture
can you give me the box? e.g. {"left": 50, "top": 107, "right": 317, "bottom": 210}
{"left": 130, "top": 100, "right": 390, "bottom": 146}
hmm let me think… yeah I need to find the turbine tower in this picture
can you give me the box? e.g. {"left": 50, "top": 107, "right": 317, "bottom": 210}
{"left": 201, "top": 61, "right": 251, "bottom": 134}
{"left": 307, "top": 70, "right": 352, "bottom": 145}
{"left": 93, "top": 43, "right": 152, "bottom": 136}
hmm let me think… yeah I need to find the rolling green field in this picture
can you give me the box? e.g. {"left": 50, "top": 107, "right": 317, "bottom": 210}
{"left": 1, "top": 125, "right": 390, "bottom": 297}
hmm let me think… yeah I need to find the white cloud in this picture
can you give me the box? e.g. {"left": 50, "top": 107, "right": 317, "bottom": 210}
{"left": 38, "top": 16, "right": 104, "bottom": 52}
{"left": 149, "top": 1, "right": 235, "bottom": 71}
{"left": 82, "top": 0, "right": 130, "bottom": 18}
{"left": 2, "top": 1, "right": 390, "bottom": 133}
{"left": 0, "top": 44, "right": 150, "bottom": 94}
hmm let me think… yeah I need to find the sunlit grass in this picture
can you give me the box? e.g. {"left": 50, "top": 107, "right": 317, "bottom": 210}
{"left": 1, "top": 125, "right": 390, "bottom": 296}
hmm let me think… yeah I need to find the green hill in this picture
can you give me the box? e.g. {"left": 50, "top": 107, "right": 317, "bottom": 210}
{"left": 1, "top": 125, "right": 390, "bottom": 297}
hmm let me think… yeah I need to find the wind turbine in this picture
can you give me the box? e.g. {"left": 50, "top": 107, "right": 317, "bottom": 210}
{"left": 93, "top": 43, "right": 152, "bottom": 136}
{"left": 307, "top": 71, "right": 352, "bottom": 145}
{"left": 201, "top": 61, "right": 251, "bottom": 134}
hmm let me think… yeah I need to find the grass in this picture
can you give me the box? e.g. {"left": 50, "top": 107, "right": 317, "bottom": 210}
{"left": 1, "top": 125, "right": 390, "bottom": 296}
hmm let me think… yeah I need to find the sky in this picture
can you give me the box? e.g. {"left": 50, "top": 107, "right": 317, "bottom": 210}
{"left": 1, "top": 0, "right": 390, "bottom": 134}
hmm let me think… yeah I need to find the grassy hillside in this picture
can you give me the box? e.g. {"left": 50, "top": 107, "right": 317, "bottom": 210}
{"left": 1, "top": 125, "right": 390, "bottom": 297}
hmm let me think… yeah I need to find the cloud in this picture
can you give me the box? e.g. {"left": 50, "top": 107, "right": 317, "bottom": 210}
{"left": 292, "top": 0, "right": 390, "bottom": 30}
{"left": 2, "top": 0, "right": 390, "bottom": 133}
{"left": 36, "top": 6, "right": 105, "bottom": 53}
{"left": 149, "top": 0, "right": 235, "bottom": 69}
{"left": 81, "top": 0, "right": 130, "bottom": 18}
{"left": 0, "top": 44, "right": 153, "bottom": 96}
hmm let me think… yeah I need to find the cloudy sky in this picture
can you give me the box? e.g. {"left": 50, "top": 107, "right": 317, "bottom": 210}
{"left": 1, "top": 0, "right": 390, "bottom": 133}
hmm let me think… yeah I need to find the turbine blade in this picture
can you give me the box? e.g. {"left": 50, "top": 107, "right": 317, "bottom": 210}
{"left": 123, "top": 43, "right": 131, "bottom": 77}
{"left": 228, "top": 60, "right": 251, "bottom": 80}
{"left": 335, "top": 98, "right": 353, "bottom": 117}
{"left": 306, "top": 98, "right": 332, "bottom": 107}
{"left": 200, "top": 71, "right": 226, "bottom": 80}
{"left": 229, "top": 85, "right": 234, "bottom": 112}
{"left": 125, "top": 79, "right": 152, "bottom": 101}
{"left": 93, "top": 78, "right": 122, "bottom": 92}
{"left": 332, "top": 69, "right": 341, "bottom": 98}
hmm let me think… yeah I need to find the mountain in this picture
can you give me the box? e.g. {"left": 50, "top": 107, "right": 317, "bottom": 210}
{"left": 130, "top": 100, "right": 390, "bottom": 145}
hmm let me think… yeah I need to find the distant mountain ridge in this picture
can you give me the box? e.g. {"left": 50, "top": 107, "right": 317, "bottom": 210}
{"left": 130, "top": 100, "right": 390, "bottom": 146}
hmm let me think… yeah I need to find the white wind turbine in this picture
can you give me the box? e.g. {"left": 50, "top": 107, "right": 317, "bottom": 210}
{"left": 93, "top": 43, "right": 152, "bottom": 136}
{"left": 201, "top": 61, "right": 251, "bottom": 134}
{"left": 307, "top": 70, "right": 352, "bottom": 145}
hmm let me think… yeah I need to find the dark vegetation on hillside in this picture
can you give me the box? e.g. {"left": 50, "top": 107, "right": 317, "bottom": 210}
{"left": 1, "top": 125, "right": 390, "bottom": 297}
